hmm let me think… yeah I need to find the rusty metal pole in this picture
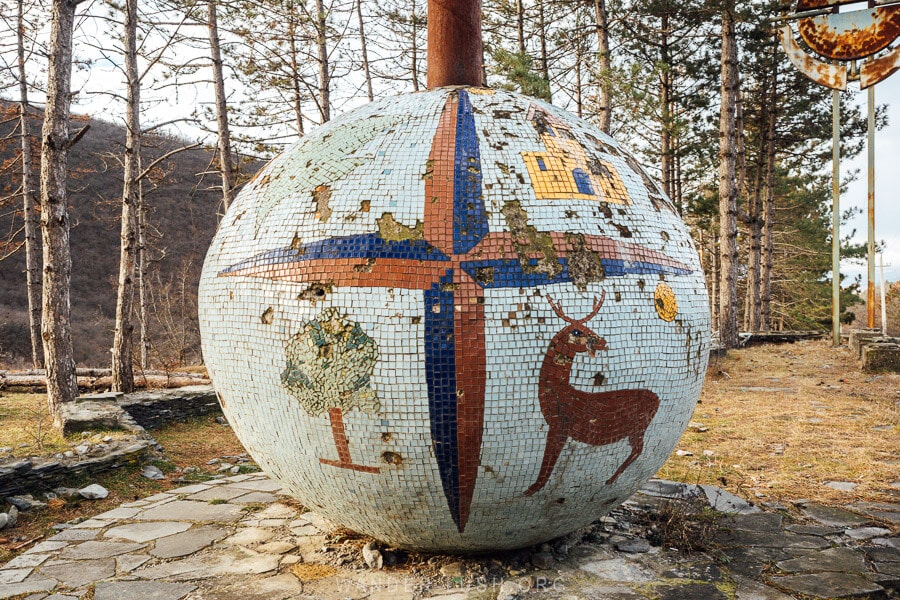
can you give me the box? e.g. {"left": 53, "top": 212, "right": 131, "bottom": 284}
{"left": 427, "top": 0, "right": 484, "bottom": 88}
{"left": 867, "top": 85, "right": 876, "bottom": 328}
{"left": 880, "top": 253, "right": 888, "bottom": 336}
{"left": 832, "top": 89, "right": 841, "bottom": 346}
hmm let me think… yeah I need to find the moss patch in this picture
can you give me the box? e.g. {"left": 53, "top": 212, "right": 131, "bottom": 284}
{"left": 564, "top": 232, "right": 605, "bottom": 290}
{"left": 377, "top": 213, "right": 424, "bottom": 242}
{"left": 501, "top": 201, "right": 561, "bottom": 279}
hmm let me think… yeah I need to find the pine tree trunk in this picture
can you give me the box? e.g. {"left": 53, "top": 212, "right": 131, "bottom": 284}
{"left": 315, "top": 0, "right": 331, "bottom": 122}
{"left": 674, "top": 139, "right": 683, "bottom": 213}
{"left": 717, "top": 5, "right": 740, "bottom": 348}
{"left": 761, "top": 49, "right": 778, "bottom": 332}
{"left": 742, "top": 280, "right": 751, "bottom": 332}
{"left": 289, "top": 1, "right": 306, "bottom": 134}
{"left": 137, "top": 172, "right": 149, "bottom": 371}
{"left": 593, "top": 0, "right": 611, "bottom": 133}
{"left": 207, "top": 1, "right": 235, "bottom": 211}
{"left": 516, "top": 0, "right": 525, "bottom": 55}
{"left": 17, "top": 0, "right": 42, "bottom": 369}
{"left": 746, "top": 189, "right": 763, "bottom": 333}
{"left": 746, "top": 93, "right": 767, "bottom": 333}
{"left": 427, "top": 0, "right": 483, "bottom": 88}
{"left": 659, "top": 12, "right": 673, "bottom": 201}
{"left": 112, "top": 0, "right": 140, "bottom": 393}
{"left": 697, "top": 228, "right": 706, "bottom": 282}
{"left": 575, "top": 48, "right": 583, "bottom": 118}
{"left": 356, "top": 0, "right": 374, "bottom": 102}
{"left": 736, "top": 76, "right": 755, "bottom": 333}
{"left": 41, "top": 0, "right": 80, "bottom": 428}
{"left": 735, "top": 84, "right": 747, "bottom": 200}
{"left": 538, "top": 2, "right": 551, "bottom": 100}
{"left": 712, "top": 229, "right": 720, "bottom": 333}
{"left": 411, "top": 0, "right": 420, "bottom": 92}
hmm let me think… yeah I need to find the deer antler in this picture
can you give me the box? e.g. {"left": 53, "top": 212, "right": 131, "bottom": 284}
{"left": 546, "top": 295, "right": 571, "bottom": 323}
{"left": 580, "top": 290, "right": 607, "bottom": 323}
{"left": 546, "top": 290, "right": 607, "bottom": 324}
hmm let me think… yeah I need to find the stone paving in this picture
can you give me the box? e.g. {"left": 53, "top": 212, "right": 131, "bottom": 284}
{"left": 1, "top": 473, "right": 897, "bottom": 600}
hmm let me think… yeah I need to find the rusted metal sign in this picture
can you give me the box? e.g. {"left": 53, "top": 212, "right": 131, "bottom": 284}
{"left": 860, "top": 43, "right": 900, "bottom": 86}
{"left": 798, "top": 6, "right": 900, "bottom": 59}
{"left": 779, "top": 0, "right": 900, "bottom": 339}
{"left": 780, "top": 2, "right": 900, "bottom": 87}
{"left": 779, "top": 25, "right": 849, "bottom": 88}
{"left": 798, "top": 0, "right": 893, "bottom": 9}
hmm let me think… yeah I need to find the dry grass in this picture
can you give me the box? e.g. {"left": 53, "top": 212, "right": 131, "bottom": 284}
{"left": 659, "top": 339, "right": 899, "bottom": 506}
{"left": 292, "top": 563, "right": 339, "bottom": 581}
{"left": 0, "top": 393, "right": 136, "bottom": 459}
{"left": 0, "top": 461, "right": 172, "bottom": 563}
{"left": 0, "top": 393, "right": 68, "bottom": 456}
{"left": 636, "top": 497, "right": 721, "bottom": 553}
{"left": 153, "top": 415, "right": 246, "bottom": 465}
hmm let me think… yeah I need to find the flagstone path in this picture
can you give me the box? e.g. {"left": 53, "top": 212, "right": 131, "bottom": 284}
{"left": 1, "top": 472, "right": 897, "bottom": 599}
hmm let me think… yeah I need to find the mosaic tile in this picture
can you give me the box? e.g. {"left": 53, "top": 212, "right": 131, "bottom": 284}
{"left": 198, "top": 87, "right": 710, "bottom": 552}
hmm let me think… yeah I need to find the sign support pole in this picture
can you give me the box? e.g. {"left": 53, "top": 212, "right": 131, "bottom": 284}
{"left": 867, "top": 85, "right": 877, "bottom": 328}
{"left": 880, "top": 253, "right": 888, "bottom": 336}
{"left": 832, "top": 89, "right": 841, "bottom": 346}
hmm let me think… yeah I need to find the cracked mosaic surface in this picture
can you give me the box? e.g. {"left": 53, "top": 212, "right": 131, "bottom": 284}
{"left": 199, "top": 87, "right": 711, "bottom": 552}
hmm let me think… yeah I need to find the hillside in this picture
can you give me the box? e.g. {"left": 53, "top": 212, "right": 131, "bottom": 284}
{"left": 0, "top": 100, "right": 261, "bottom": 367}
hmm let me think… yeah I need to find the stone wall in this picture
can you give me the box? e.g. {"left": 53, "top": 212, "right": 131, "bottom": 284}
{"left": 849, "top": 329, "right": 900, "bottom": 373}
{"left": 0, "top": 440, "right": 153, "bottom": 498}
{"left": 861, "top": 340, "right": 900, "bottom": 373}
{"left": 119, "top": 385, "right": 221, "bottom": 430}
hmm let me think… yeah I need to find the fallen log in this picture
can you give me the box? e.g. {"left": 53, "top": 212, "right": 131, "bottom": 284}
{"left": 0, "top": 372, "right": 210, "bottom": 393}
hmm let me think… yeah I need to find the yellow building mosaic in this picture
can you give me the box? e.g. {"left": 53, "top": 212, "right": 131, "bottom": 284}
{"left": 522, "top": 107, "right": 630, "bottom": 204}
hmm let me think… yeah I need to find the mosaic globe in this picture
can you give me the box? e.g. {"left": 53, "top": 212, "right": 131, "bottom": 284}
{"left": 199, "top": 87, "right": 710, "bottom": 552}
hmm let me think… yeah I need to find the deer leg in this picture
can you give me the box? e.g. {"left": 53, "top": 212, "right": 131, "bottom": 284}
{"left": 525, "top": 426, "right": 568, "bottom": 496}
{"left": 605, "top": 435, "right": 644, "bottom": 485}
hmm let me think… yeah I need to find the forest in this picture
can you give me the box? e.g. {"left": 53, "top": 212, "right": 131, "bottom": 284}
{"left": 0, "top": 0, "right": 886, "bottom": 401}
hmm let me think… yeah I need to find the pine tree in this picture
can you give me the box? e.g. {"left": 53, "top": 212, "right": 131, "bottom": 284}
{"left": 41, "top": 0, "right": 83, "bottom": 427}
{"left": 15, "top": 0, "right": 43, "bottom": 368}
{"left": 717, "top": 2, "right": 740, "bottom": 348}
{"left": 592, "top": 0, "right": 612, "bottom": 132}
{"left": 112, "top": 0, "right": 142, "bottom": 392}
{"left": 375, "top": 0, "right": 427, "bottom": 92}
{"left": 207, "top": 1, "right": 236, "bottom": 210}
